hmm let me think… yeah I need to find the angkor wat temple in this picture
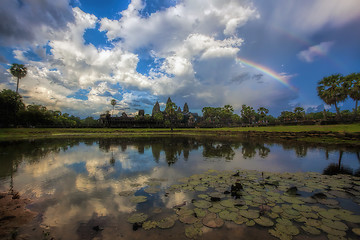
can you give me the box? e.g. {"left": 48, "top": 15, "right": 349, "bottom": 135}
{"left": 99, "top": 97, "right": 199, "bottom": 128}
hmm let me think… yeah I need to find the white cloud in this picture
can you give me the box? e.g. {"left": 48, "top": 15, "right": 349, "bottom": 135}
{"left": 297, "top": 41, "right": 334, "bottom": 62}
{"left": 268, "top": 0, "right": 360, "bottom": 35}
{"left": 100, "top": 0, "right": 258, "bottom": 51}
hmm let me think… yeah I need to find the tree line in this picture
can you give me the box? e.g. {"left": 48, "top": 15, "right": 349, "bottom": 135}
{"left": 0, "top": 89, "right": 99, "bottom": 127}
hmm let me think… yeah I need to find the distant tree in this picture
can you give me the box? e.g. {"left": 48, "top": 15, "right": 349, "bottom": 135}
{"left": 257, "top": 107, "right": 269, "bottom": 122}
{"left": 0, "top": 89, "right": 25, "bottom": 126}
{"left": 153, "top": 112, "right": 164, "bottom": 122}
{"left": 10, "top": 63, "right": 27, "bottom": 94}
{"left": 344, "top": 72, "right": 360, "bottom": 121}
{"left": 279, "top": 111, "right": 295, "bottom": 122}
{"left": 317, "top": 74, "right": 347, "bottom": 120}
{"left": 111, "top": 99, "right": 116, "bottom": 116}
{"left": 294, "top": 107, "right": 305, "bottom": 120}
{"left": 241, "top": 104, "right": 255, "bottom": 124}
{"left": 165, "top": 101, "right": 177, "bottom": 131}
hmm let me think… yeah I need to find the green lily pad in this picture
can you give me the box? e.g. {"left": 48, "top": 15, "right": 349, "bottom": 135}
{"left": 275, "top": 223, "right": 299, "bottom": 236}
{"left": 281, "top": 195, "right": 304, "bottom": 204}
{"left": 272, "top": 206, "right": 283, "bottom": 214}
{"left": 197, "top": 194, "right": 210, "bottom": 200}
{"left": 130, "top": 195, "right": 147, "bottom": 203}
{"left": 246, "top": 220, "right": 255, "bottom": 226}
{"left": 301, "top": 225, "right": 321, "bottom": 235}
{"left": 322, "top": 219, "right": 348, "bottom": 231}
{"left": 239, "top": 209, "right": 259, "bottom": 219}
{"left": 202, "top": 213, "right": 224, "bottom": 228}
{"left": 127, "top": 213, "right": 148, "bottom": 224}
{"left": 268, "top": 229, "right": 292, "bottom": 240}
{"left": 194, "top": 186, "right": 208, "bottom": 191}
{"left": 118, "top": 190, "right": 135, "bottom": 196}
{"left": 193, "top": 200, "right": 212, "bottom": 209}
{"left": 185, "top": 225, "right": 202, "bottom": 239}
{"left": 219, "top": 199, "right": 235, "bottom": 208}
{"left": 157, "top": 217, "right": 176, "bottom": 229}
{"left": 254, "top": 216, "right": 274, "bottom": 227}
{"left": 208, "top": 207, "right": 222, "bottom": 213}
{"left": 318, "top": 210, "right": 339, "bottom": 220}
{"left": 194, "top": 208, "right": 207, "bottom": 218}
{"left": 234, "top": 216, "right": 247, "bottom": 225}
{"left": 144, "top": 187, "right": 160, "bottom": 194}
{"left": 179, "top": 214, "right": 198, "bottom": 224}
{"left": 219, "top": 210, "right": 238, "bottom": 221}
{"left": 305, "top": 219, "right": 322, "bottom": 228}
{"left": 337, "top": 214, "right": 360, "bottom": 223}
{"left": 352, "top": 228, "right": 360, "bottom": 236}
{"left": 142, "top": 220, "right": 157, "bottom": 230}
{"left": 320, "top": 225, "right": 346, "bottom": 237}
{"left": 176, "top": 208, "right": 194, "bottom": 216}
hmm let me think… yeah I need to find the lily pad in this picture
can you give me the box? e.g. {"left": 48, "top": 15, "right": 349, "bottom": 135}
{"left": 185, "top": 225, "right": 202, "bottom": 239}
{"left": 268, "top": 229, "right": 292, "bottom": 240}
{"left": 239, "top": 209, "right": 259, "bottom": 219}
{"left": 194, "top": 208, "right": 207, "bottom": 218}
{"left": 193, "top": 200, "right": 212, "bottom": 209}
{"left": 254, "top": 216, "right": 274, "bottom": 227}
{"left": 281, "top": 195, "right": 304, "bottom": 204}
{"left": 219, "top": 199, "right": 235, "bottom": 208}
{"left": 320, "top": 225, "right": 346, "bottom": 237}
{"left": 118, "top": 190, "right": 135, "bottom": 196}
{"left": 127, "top": 213, "right": 148, "bottom": 224}
{"left": 219, "top": 210, "right": 238, "bottom": 221}
{"left": 246, "top": 220, "right": 255, "bottom": 226}
{"left": 194, "top": 186, "right": 208, "bottom": 192}
{"left": 157, "top": 217, "right": 176, "bottom": 229}
{"left": 275, "top": 223, "right": 299, "bottom": 236}
{"left": 202, "top": 213, "right": 224, "bottom": 228}
{"left": 144, "top": 187, "right": 160, "bottom": 194}
{"left": 336, "top": 214, "right": 360, "bottom": 223}
{"left": 322, "top": 219, "right": 348, "bottom": 231}
{"left": 234, "top": 216, "right": 247, "bottom": 224}
{"left": 301, "top": 225, "right": 321, "bottom": 235}
{"left": 142, "top": 220, "right": 157, "bottom": 230}
{"left": 179, "top": 214, "right": 198, "bottom": 224}
{"left": 352, "top": 228, "right": 360, "bottom": 236}
{"left": 130, "top": 195, "right": 147, "bottom": 203}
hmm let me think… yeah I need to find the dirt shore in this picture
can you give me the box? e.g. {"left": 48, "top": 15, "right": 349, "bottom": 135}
{"left": 0, "top": 192, "right": 37, "bottom": 240}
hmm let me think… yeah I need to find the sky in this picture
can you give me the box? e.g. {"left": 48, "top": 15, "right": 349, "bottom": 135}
{"left": 0, "top": 0, "right": 359, "bottom": 118}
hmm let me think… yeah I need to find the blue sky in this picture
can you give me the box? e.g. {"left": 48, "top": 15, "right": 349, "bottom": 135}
{"left": 0, "top": 0, "right": 359, "bottom": 118}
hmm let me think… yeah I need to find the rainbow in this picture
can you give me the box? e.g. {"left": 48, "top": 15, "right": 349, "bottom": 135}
{"left": 236, "top": 57, "right": 298, "bottom": 92}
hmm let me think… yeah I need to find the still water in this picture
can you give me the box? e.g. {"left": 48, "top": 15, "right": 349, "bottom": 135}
{"left": 0, "top": 136, "right": 359, "bottom": 239}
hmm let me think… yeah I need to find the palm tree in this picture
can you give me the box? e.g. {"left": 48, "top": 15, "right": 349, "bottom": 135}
{"left": 10, "top": 63, "right": 27, "bottom": 94}
{"left": 317, "top": 74, "right": 347, "bottom": 120}
{"left": 345, "top": 73, "right": 360, "bottom": 121}
{"left": 111, "top": 99, "right": 116, "bottom": 116}
{"left": 257, "top": 107, "right": 269, "bottom": 122}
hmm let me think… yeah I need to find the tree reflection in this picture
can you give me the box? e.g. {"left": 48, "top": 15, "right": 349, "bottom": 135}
{"left": 323, "top": 150, "right": 354, "bottom": 175}
{"left": 203, "top": 142, "right": 235, "bottom": 161}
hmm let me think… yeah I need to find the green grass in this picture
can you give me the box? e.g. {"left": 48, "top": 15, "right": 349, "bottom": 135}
{"left": 0, "top": 123, "right": 359, "bottom": 141}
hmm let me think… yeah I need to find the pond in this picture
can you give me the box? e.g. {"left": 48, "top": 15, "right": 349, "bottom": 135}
{"left": 0, "top": 136, "right": 360, "bottom": 240}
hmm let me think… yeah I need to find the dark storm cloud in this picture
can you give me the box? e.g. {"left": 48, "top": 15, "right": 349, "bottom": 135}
{"left": 0, "top": 0, "right": 74, "bottom": 46}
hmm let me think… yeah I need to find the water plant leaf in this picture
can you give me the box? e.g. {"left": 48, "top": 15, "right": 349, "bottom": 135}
{"left": 144, "top": 187, "right": 160, "bottom": 194}
{"left": 118, "top": 190, "right": 135, "bottom": 196}
{"left": 219, "top": 210, "right": 238, "bottom": 221}
{"left": 157, "top": 217, "right": 176, "bottom": 229}
{"left": 245, "top": 220, "right": 255, "bottom": 226}
{"left": 352, "top": 228, "right": 360, "bottom": 236}
{"left": 194, "top": 208, "right": 207, "bottom": 218}
{"left": 254, "top": 216, "right": 274, "bottom": 227}
{"left": 322, "top": 219, "right": 348, "bottom": 231}
{"left": 185, "top": 225, "right": 202, "bottom": 239}
{"left": 127, "top": 213, "right": 148, "bottom": 224}
{"left": 268, "top": 229, "right": 292, "bottom": 240}
{"left": 202, "top": 213, "right": 224, "bottom": 228}
{"left": 336, "top": 213, "right": 360, "bottom": 223}
{"left": 179, "top": 214, "right": 198, "bottom": 224}
{"left": 239, "top": 209, "right": 259, "bottom": 219}
{"left": 193, "top": 200, "right": 212, "bottom": 209}
{"left": 320, "top": 225, "right": 346, "bottom": 237}
{"left": 142, "top": 221, "right": 157, "bottom": 230}
{"left": 130, "top": 195, "right": 147, "bottom": 203}
{"left": 301, "top": 225, "right": 321, "bottom": 235}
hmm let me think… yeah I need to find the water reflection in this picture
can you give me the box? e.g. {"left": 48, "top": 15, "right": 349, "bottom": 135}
{"left": 0, "top": 136, "right": 360, "bottom": 239}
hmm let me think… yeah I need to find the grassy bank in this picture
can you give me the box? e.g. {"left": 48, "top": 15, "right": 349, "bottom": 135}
{"left": 0, "top": 123, "right": 359, "bottom": 141}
